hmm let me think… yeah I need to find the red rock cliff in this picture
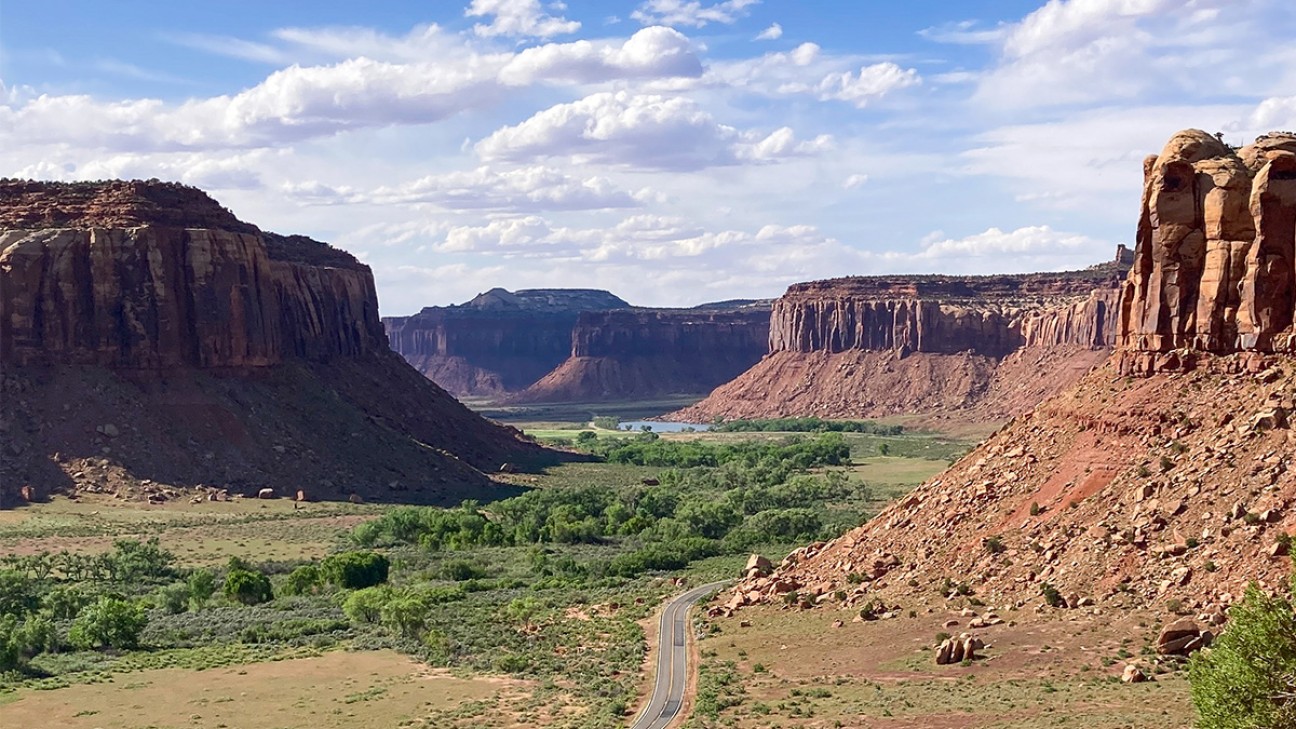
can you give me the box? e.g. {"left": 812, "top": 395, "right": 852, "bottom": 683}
{"left": 0, "top": 181, "right": 547, "bottom": 505}
{"left": 1118, "top": 129, "right": 1296, "bottom": 373}
{"left": 0, "top": 181, "right": 384, "bottom": 369}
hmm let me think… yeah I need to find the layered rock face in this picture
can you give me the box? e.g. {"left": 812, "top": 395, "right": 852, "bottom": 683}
{"left": 769, "top": 273, "right": 1122, "bottom": 357}
{"left": 674, "top": 260, "right": 1126, "bottom": 423}
{"left": 1118, "top": 130, "right": 1296, "bottom": 373}
{"left": 382, "top": 288, "right": 630, "bottom": 396}
{"left": 0, "top": 181, "right": 544, "bottom": 505}
{"left": 510, "top": 307, "right": 770, "bottom": 402}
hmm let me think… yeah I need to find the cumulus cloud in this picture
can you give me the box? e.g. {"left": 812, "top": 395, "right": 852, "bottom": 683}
{"left": 498, "top": 26, "right": 702, "bottom": 85}
{"left": 754, "top": 23, "right": 783, "bottom": 41}
{"left": 1240, "top": 96, "right": 1296, "bottom": 131}
{"left": 975, "top": 0, "right": 1274, "bottom": 108}
{"left": 631, "top": 0, "right": 760, "bottom": 28}
{"left": 709, "top": 44, "right": 921, "bottom": 107}
{"left": 11, "top": 150, "right": 275, "bottom": 190}
{"left": 842, "top": 174, "right": 868, "bottom": 189}
{"left": 466, "top": 0, "right": 580, "bottom": 38}
{"left": 0, "top": 30, "right": 711, "bottom": 153}
{"left": 475, "top": 91, "right": 832, "bottom": 169}
{"left": 285, "top": 165, "right": 645, "bottom": 212}
{"left": 914, "top": 225, "right": 1107, "bottom": 259}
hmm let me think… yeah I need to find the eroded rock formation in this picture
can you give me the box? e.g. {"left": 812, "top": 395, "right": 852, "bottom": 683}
{"left": 382, "top": 288, "right": 630, "bottom": 396}
{"left": 674, "top": 258, "right": 1127, "bottom": 423}
{"left": 1118, "top": 130, "right": 1296, "bottom": 373}
{"left": 0, "top": 180, "right": 545, "bottom": 505}
{"left": 509, "top": 307, "right": 770, "bottom": 402}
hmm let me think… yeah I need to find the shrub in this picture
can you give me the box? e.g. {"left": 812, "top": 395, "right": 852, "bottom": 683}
{"left": 1041, "top": 582, "right": 1065, "bottom": 608}
{"left": 283, "top": 565, "right": 323, "bottom": 596}
{"left": 343, "top": 586, "right": 391, "bottom": 624}
{"left": 69, "top": 597, "right": 148, "bottom": 650}
{"left": 153, "top": 583, "right": 191, "bottom": 615}
{"left": 984, "top": 536, "right": 1006, "bottom": 554}
{"left": 188, "top": 569, "right": 217, "bottom": 609}
{"left": 0, "top": 570, "right": 38, "bottom": 617}
{"left": 437, "top": 560, "right": 488, "bottom": 582}
{"left": 1189, "top": 581, "right": 1296, "bottom": 728}
{"left": 320, "top": 552, "right": 390, "bottom": 590}
{"left": 224, "top": 569, "right": 273, "bottom": 606}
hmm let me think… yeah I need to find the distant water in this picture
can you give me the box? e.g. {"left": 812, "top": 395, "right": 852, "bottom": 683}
{"left": 617, "top": 420, "right": 710, "bottom": 433}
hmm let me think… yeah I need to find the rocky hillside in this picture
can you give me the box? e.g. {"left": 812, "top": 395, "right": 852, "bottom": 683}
{"left": 672, "top": 257, "right": 1127, "bottom": 423}
{"left": 382, "top": 288, "right": 630, "bottom": 397}
{"left": 717, "top": 130, "right": 1296, "bottom": 628}
{"left": 0, "top": 180, "right": 547, "bottom": 506}
{"left": 508, "top": 306, "right": 770, "bottom": 402}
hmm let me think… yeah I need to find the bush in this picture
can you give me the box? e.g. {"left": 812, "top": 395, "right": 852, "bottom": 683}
{"left": 283, "top": 565, "right": 323, "bottom": 596}
{"left": 320, "top": 552, "right": 390, "bottom": 590}
{"left": 188, "top": 569, "right": 217, "bottom": 609}
{"left": 69, "top": 597, "right": 148, "bottom": 650}
{"left": 1189, "top": 581, "right": 1296, "bottom": 728}
{"left": 1041, "top": 582, "right": 1065, "bottom": 608}
{"left": 0, "top": 570, "right": 38, "bottom": 618}
{"left": 224, "top": 569, "right": 273, "bottom": 606}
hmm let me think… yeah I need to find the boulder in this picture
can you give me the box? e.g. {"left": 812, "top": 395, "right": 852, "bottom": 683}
{"left": 1121, "top": 664, "right": 1148, "bottom": 683}
{"left": 1157, "top": 618, "right": 1210, "bottom": 656}
{"left": 745, "top": 553, "right": 774, "bottom": 578}
{"left": 257, "top": 487, "right": 275, "bottom": 499}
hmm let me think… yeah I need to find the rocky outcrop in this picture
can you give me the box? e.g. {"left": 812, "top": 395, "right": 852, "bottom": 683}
{"left": 382, "top": 288, "right": 630, "bottom": 396}
{"left": 674, "top": 258, "right": 1127, "bottom": 423}
{"left": 1118, "top": 130, "right": 1296, "bottom": 373}
{"left": 509, "top": 307, "right": 770, "bottom": 402}
{"left": 0, "top": 180, "right": 546, "bottom": 505}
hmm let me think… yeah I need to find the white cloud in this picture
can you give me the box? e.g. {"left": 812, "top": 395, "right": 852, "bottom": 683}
{"left": 915, "top": 225, "right": 1107, "bottom": 259}
{"left": 498, "top": 26, "right": 702, "bottom": 85}
{"left": 918, "top": 20, "right": 1007, "bottom": 44}
{"left": 754, "top": 23, "right": 783, "bottom": 41}
{"left": 812, "top": 63, "right": 922, "bottom": 107}
{"left": 976, "top": 0, "right": 1274, "bottom": 108}
{"left": 475, "top": 91, "right": 832, "bottom": 169}
{"left": 285, "top": 165, "right": 645, "bottom": 212}
{"left": 842, "top": 174, "right": 868, "bottom": 189}
{"left": 708, "top": 45, "right": 921, "bottom": 107}
{"left": 1240, "top": 96, "right": 1296, "bottom": 131}
{"left": 631, "top": 0, "right": 760, "bottom": 28}
{"left": 12, "top": 150, "right": 276, "bottom": 190}
{"left": 466, "top": 0, "right": 580, "bottom": 38}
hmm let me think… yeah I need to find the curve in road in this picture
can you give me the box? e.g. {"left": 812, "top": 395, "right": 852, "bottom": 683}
{"left": 629, "top": 580, "right": 731, "bottom": 729}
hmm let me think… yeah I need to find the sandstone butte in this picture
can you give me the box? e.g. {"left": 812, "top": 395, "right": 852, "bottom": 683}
{"left": 0, "top": 180, "right": 549, "bottom": 507}
{"left": 715, "top": 130, "right": 1296, "bottom": 635}
{"left": 671, "top": 254, "right": 1131, "bottom": 424}
{"left": 383, "top": 290, "right": 771, "bottom": 402}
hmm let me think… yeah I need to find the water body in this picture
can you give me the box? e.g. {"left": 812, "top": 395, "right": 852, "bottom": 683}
{"left": 617, "top": 420, "right": 710, "bottom": 433}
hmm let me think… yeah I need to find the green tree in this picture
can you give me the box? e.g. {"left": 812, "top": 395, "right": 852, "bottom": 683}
{"left": 0, "top": 570, "right": 38, "bottom": 617}
{"left": 320, "top": 552, "right": 390, "bottom": 589}
{"left": 68, "top": 597, "right": 147, "bottom": 650}
{"left": 223, "top": 569, "right": 273, "bottom": 606}
{"left": 283, "top": 564, "right": 323, "bottom": 595}
{"left": 1189, "top": 580, "right": 1296, "bottom": 728}
{"left": 188, "top": 568, "right": 217, "bottom": 609}
{"left": 380, "top": 595, "right": 428, "bottom": 638}
{"left": 342, "top": 586, "right": 391, "bottom": 624}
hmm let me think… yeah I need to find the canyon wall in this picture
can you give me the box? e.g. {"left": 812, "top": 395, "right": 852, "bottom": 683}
{"left": 0, "top": 180, "right": 544, "bottom": 505}
{"left": 510, "top": 307, "right": 770, "bottom": 402}
{"left": 382, "top": 288, "right": 629, "bottom": 396}
{"left": 672, "top": 258, "right": 1127, "bottom": 423}
{"left": 1118, "top": 129, "right": 1296, "bottom": 373}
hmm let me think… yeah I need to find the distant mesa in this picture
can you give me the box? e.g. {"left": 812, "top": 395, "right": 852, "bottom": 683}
{"left": 672, "top": 252, "right": 1131, "bottom": 424}
{"left": 384, "top": 289, "right": 772, "bottom": 401}
{"left": 0, "top": 179, "right": 548, "bottom": 507}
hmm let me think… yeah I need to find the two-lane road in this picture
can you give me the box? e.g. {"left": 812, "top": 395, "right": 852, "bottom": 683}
{"left": 629, "top": 580, "right": 731, "bottom": 729}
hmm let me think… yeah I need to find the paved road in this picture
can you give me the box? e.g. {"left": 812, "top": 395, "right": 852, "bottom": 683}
{"left": 629, "top": 580, "right": 731, "bottom": 729}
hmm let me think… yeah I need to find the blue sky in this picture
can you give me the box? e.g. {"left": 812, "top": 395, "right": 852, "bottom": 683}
{"left": 2, "top": 0, "right": 1293, "bottom": 313}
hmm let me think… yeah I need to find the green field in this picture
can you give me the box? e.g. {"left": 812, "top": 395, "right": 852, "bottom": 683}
{"left": 0, "top": 408, "right": 985, "bottom": 728}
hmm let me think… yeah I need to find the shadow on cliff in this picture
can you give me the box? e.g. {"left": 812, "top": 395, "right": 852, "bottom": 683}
{"left": 0, "top": 353, "right": 575, "bottom": 508}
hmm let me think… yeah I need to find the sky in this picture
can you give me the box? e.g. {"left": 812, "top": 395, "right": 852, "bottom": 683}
{"left": 2, "top": 1, "right": 1294, "bottom": 315}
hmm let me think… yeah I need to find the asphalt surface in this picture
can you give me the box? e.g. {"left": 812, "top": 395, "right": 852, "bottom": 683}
{"left": 628, "top": 580, "right": 731, "bottom": 729}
